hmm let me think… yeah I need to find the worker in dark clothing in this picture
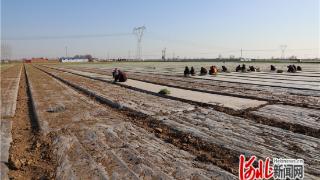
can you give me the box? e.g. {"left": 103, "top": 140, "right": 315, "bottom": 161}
{"left": 249, "top": 66, "right": 256, "bottom": 72}
{"left": 271, "top": 65, "right": 276, "bottom": 71}
{"left": 236, "top": 65, "right": 241, "bottom": 72}
{"left": 292, "top": 64, "right": 297, "bottom": 72}
{"left": 297, "top": 66, "right": 302, "bottom": 71}
{"left": 200, "top": 67, "right": 208, "bottom": 75}
{"left": 112, "top": 68, "right": 127, "bottom": 82}
{"left": 287, "top": 65, "right": 296, "bottom": 73}
{"left": 241, "top": 64, "right": 246, "bottom": 72}
{"left": 190, "top": 66, "right": 196, "bottom": 76}
{"left": 184, "top": 66, "right": 190, "bottom": 77}
{"left": 222, "top": 66, "right": 228, "bottom": 72}
{"left": 112, "top": 68, "right": 119, "bottom": 78}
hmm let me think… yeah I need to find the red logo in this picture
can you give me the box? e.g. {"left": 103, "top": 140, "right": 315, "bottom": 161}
{"left": 239, "top": 155, "right": 273, "bottom": 180}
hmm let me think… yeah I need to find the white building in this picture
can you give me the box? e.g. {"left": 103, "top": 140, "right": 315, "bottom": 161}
{"left": 59, "top": 58, "right": 89, "bottom": 63}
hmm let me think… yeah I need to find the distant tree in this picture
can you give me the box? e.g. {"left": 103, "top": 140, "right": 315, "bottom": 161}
{"left": 84, "top": 54, "right": 93, "bottom": 60}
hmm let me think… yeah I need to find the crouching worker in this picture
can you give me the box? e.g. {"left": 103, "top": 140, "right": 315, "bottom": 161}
{"left": 200, "top": 67, "right": 207, "bottom": 75}
{"left": 270, "top": 65, "right": 276, "bottom": 71}
{"left": 287, "top": 65, "right": 297, "bottom": 73}
{"left": 209, "top": 66, "right": 218, "bottom": 75}
{"left": 236, "top": 65, "right": 241, "bottom": 72}
{"left": 112, "top": 68, "right": 127, "bottom": 82}
{"left": 297, "top": 66, "right": 302, "bottom": 71}
{"left": 249, "top": 66, "right": 256, "bottom": 72}
{"left": 184, "top": 66, "right": 190, "bottom": 77}
{"left": 222, "top": 66, "right": 228, "bottom": 72}
{"left": 241, "top": 64, "right": 246, "bottom": 72}
{"left": 190, "top": 66, "right": 196, "bottom": 76}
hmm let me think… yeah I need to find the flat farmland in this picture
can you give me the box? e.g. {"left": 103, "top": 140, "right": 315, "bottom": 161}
{"left": 2, "top": 62, "right": 320, "bottom": 179}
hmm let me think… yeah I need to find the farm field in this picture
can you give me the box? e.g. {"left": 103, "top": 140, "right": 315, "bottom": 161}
{"left": 1, "top": 62, "right": 320, "bottom": 179}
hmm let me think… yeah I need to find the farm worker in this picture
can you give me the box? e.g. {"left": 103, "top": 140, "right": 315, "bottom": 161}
{"left": 236, "top": 65, "right": 241, "bottom": 72}
{"left": 112, "top": 68, "right": 119, "bottom": 78}
{"left": 222, "top": 66, "right": 228, "bottom": 72}
{"left": 190, "top": 67, "right": 196, "bottom": 76}
{"left": 184, "top": 66, "right": 190, "bottom": 77}
{"left": 200, "top": 67, "right": 208, "bottom": 75}
{"left": 112, "top": 68, "right": 127, "bottom": 82}
{"left": 209, "top": 66, "right": 213, "bottom": 75}
{"left": 209, "top": 66, "right": 218, "bottom": 75}
{"left": 249, "top": 66, "right": 256, "bottom": 72}
{"left": 270, "top": 65, "right": 276, "bottom": 71}
{"left": 297, "top": 66, "right": 302, "bottom": 71}
{"left": 241, "top": 64, "right": 246, "bottom": 72}
{"left": 292, "top": 64, "right": 297, "bottom": 72}
{"left": 287, "top": 65, "right": 296, "bottom": 73}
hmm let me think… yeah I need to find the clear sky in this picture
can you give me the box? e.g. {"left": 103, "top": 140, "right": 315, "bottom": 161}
{"left": 1, "top": 0, "right": 319, "bottom": 59}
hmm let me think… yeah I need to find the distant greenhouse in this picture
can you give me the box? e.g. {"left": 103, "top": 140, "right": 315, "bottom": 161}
{"left": 59, "top": 55, "right": 93, "bottom": 63}
{"left": 59, "top": 57, "right": 89, "bottom": 63}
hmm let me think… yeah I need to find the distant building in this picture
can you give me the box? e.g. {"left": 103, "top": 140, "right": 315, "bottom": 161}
{"left": 23, "top": 57, "right": 48, "bottom": 63}
{"left": 240, "top": 58, "right": 252, "bottom": 62}
{"left": 59, "top": 57, "right": 89, "bottom": 63}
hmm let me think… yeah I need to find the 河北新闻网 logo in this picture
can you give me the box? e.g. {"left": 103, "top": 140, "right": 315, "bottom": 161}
{"left": 239, "top": 155, "right": 304, "bottom": 180}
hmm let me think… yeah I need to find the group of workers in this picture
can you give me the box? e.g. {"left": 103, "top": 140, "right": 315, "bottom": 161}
{"left": 184, "top": 65, "right": 228, "bottom": 77}
{"left": 287, "top": 64, "right": 302, "bottom": 73}
{"left": 112, "top": 63, "right": 303, "bottom": 82}
{"left": 183, "top": 64, "right": 303, "bottom": 77}
{"left": 235, "top": 64, "right": 260, "bottom": 72}
{"left": 184, "top": 66, "right": 196, "bottom": 76}
{"left": 270, "top": 64, "right": 302, "bottom": 73}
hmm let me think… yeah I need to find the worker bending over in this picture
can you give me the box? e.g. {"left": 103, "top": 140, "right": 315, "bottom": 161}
{"left": 112, "top": 68, "right": 127, "bottom": 82}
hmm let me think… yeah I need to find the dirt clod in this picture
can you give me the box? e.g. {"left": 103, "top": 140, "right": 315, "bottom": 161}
{"left": 155, "top": 127, "right": 163, "bottom": 133}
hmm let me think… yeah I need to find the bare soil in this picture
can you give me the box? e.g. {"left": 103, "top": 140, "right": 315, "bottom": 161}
{"left": 8, "top": 66, "right": 56, "bottom": 179}
{"left": 36, "top": 65, "right": 320, "bottom": 177}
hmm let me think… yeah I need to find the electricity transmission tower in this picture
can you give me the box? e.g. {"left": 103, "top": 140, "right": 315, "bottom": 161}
{"left": 133, "top": 26, "right": 146, "bottom": 60}
{"left": 162, "top": 48, "right": 166, "bottom": 61}
{"left": 280, "top": 45, "right": 287, "bottom": 59}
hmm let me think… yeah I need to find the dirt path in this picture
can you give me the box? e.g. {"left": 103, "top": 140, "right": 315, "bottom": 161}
{"left": 8, "top": 65, "right": 56, "bottom": 179}
{"left": 1, "top": 64, "right": 22, "bottom": 118}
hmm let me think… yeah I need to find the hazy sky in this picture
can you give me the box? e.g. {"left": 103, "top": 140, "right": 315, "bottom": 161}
{"left": 1, "top": 0, "right": 319, "bottom": 59}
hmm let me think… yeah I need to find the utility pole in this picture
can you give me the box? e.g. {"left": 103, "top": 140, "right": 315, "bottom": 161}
{"left": 162, "top": 48, "right": 166, "bottom": 61}
{"left": 133, "top": 26, "right": 146, "bottom": 60}
{"left": 240, "top": 48, "right": 243, "bottom": 59}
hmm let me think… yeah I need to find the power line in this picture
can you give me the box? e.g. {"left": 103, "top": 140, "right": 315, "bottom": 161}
{"left": 2, "top": 33, "right": 132, "bottom": 40}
